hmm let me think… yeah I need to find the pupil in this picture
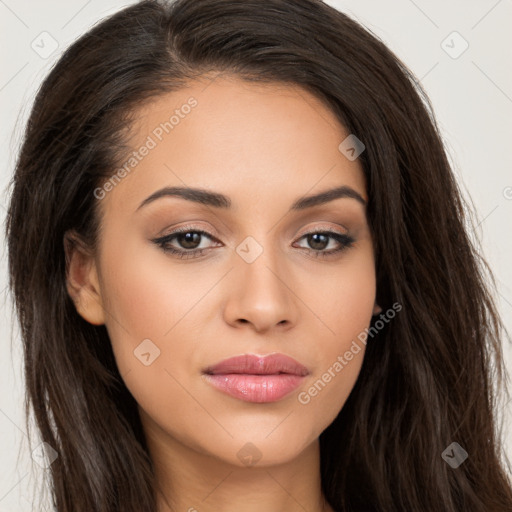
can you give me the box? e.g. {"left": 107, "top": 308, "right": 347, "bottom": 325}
{"left": 179, "top": 232, "right": 201, "bottom": 249}
{"left": 309, "top": 233, "right": 328, "bottom": 250}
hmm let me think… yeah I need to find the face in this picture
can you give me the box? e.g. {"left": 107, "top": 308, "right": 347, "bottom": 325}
{"left": 70, "top": 75, "right": 379, "bottom": 468}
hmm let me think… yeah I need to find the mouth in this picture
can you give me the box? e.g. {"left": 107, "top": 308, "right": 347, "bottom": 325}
{"left": 202, "top": 353, "right": 309, "bottom": 403}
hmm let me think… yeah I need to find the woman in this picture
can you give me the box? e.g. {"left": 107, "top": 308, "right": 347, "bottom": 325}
{"left": 6, "top": 0, "right": 512, "bottom": 510}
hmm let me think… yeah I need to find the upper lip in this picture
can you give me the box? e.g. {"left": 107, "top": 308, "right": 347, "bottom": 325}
{"left": 203, "top": 353, "right": 309, "bottom": 376}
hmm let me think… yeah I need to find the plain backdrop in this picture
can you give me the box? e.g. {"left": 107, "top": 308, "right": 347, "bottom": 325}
{"left": 1, "top": 1, "right": 511, "bottom": 510}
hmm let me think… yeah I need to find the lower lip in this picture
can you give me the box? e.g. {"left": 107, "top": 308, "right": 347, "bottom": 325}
{"left": 203, "top": 373, "right": 306, "bottom": 403}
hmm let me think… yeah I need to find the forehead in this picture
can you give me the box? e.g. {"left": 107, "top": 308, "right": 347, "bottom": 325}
{"left": 100, "top": 75, "right": 367, "bottom": 217}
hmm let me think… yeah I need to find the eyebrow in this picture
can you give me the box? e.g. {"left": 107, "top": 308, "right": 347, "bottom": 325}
{"left": 136, "top": 185, "right": 367, "bottom": 212}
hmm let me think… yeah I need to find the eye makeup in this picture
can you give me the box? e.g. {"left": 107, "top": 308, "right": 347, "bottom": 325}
{"left": 151, "top": 224, "right": 356, "bottom": 260}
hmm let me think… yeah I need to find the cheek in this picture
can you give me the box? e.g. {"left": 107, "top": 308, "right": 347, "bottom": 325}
{"left": 97, "top": 241, "right": 212, "bottom": 427}
{"left": 96, "top": 237, "right": 192, "bottom": 386}
{"left": 296, "top": 248, "right": 376, "bottom": 424}
{"left": 296, "top": 312, "right": 370, "bottom": 440}
{"left": 309, "top": 245, "right": 377, "bottom": 341}
{"left": 99, "top": 236, "right": 216, "bottom": 345}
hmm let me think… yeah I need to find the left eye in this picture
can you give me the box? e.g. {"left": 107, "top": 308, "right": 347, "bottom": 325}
{"left": 152, "top": 228, "right": 355, "bottom": 259}
{"left": 294, "top": 231, "right": 351, "bottom": 252}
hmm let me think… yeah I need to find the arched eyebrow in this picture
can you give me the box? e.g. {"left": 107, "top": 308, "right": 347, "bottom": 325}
{"left": 136, "top": 185, "right": 367, "bottom": 212}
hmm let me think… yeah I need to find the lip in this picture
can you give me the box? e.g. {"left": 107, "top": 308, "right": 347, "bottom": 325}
{"left": 202, "top": 353, "right": 309, "bottom": 403}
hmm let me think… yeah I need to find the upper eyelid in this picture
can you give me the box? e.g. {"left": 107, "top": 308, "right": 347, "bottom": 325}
{"left": 159, "top": 219, "right": 349, "bottom": 236}
{"left": 157, "top": 227, "right": 220, "bottom": 241}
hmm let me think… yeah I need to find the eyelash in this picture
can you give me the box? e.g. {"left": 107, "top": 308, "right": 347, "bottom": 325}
{"left": 152, "top": 226, "right": 355, "bottom": 260}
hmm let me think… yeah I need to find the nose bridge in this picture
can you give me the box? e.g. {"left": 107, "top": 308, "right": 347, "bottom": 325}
{"left": 237, "top": 233, "right": 289, "bottom": 300}
{"left": 223, "top": 233, "right": 297, "bottom": 331}
{"left": 239, "top": 235, "right": 283, "bottom": 291}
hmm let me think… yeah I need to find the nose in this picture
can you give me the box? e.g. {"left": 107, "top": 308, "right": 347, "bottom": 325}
{"left": 222, "top": 244, "right": 299, "bottom": 333}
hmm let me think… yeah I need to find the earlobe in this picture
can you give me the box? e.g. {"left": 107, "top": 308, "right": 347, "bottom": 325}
{"left": 64, "top": 231, "right": 105, "bottom": 326}
{"left": 372, "top": 302, "right": 382, "bottom": 316}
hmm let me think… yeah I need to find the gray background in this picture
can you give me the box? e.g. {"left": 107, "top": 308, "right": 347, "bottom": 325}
{"left": 1, "top": 0, "right": 511, "bottom": 510}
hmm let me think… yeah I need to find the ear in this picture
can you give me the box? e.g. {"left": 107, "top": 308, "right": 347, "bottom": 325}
{"left": 64, "top": 231, "right": 105, "bottom": 325}
{"left": 372, "top": 302, "right": 382, "bottom": 316}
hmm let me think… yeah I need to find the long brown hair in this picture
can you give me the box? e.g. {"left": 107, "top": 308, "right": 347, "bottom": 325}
{"left": 6, "top": 0, "right": 512, "bottom": 510}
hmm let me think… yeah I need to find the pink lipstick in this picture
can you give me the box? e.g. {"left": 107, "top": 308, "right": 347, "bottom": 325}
{"left": 202, "top": 353, "right": 309, "bottom": 403}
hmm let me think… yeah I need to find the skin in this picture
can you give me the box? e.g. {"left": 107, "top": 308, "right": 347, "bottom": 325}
{"left": 66, "top": 74, "right": 381, "bottom": 512}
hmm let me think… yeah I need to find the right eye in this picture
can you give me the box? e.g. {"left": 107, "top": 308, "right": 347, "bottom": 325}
{"left": 152, "top": 228, "right": 222, "bottom": 259}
